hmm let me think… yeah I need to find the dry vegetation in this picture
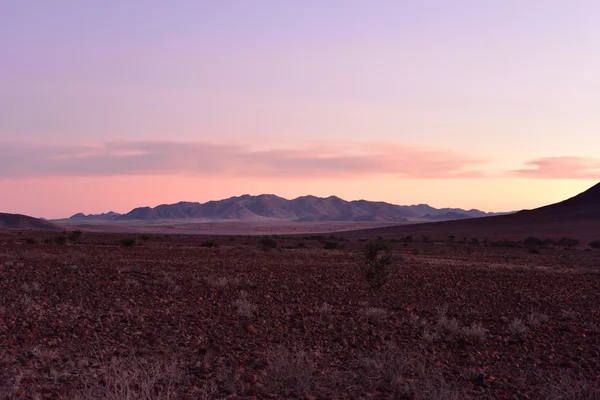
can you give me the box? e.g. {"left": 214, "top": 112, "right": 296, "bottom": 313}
{"left": 0, "top": 231, "right": 599, "bottom": 399}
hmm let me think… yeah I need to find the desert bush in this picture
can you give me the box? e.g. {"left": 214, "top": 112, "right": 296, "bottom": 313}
{"left": 363, "top": 307, "right": 388, "bottom": 323}
{"left": 266, "top": 348, "right": 316, "bottom": 395}
{"left": 588, "top": 241, "right": 600, "bottom": 250}
{"left": 234, "top": 292, "right": 256, "bottom": 318}
{"left": 71, "top": 356, "right": 183, "bottom": 400}
{"left": 558, "top": 237, "right": 579, "bottom": 249}
{"left": 537, "top": 373, "right": 600, "bottom": 400}
{"left": 523, "top": 236, "right": 544, "bottom": 247}
{"left": 421, "top": 330, "right": 440, "bottom": 344}
{"left": 55, "top": 235, "right": 68, "bottom": 245}
{"left": 315, "top": 302, "right": 332, "bottom": 315}
{"left": 140, "top": 234, "right": 151, "bottom": 241}
{"left": 361, "top": 241, "right": 394, "bottom": 291}
{"left": 24, "top": 237, "right": 37, "bottom": 245}
{"left": 461, "top": 323, "right": 487, "bottom": 342}
{"left": 200, "top": 239, "right": 219, "bottom": 248}
{"left": 508, "top": 318, "right": 528, "bottom": 336}
{"left": 561, "top": 310, "right": 577, "bottom": 320}
{"left": 259, "top": 237, "right": 277, "bottom": 251}
{"left": 357, "top": 344, "right": 409, "bottom": 392}
{"left": 322, "top": 240, "right": 338, "bottom": 250}
{"left": 69, "top": 230, "right": 82, "bottom": 242}
{"left": 120, "top": 238, "right": 136, "bottom": 247}
{"left": 528, "top": 313, "right": 550, "bottom": 328}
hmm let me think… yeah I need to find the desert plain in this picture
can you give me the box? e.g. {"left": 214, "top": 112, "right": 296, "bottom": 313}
{"left": 1, "top": 229, "right": 599, "bottom": 399}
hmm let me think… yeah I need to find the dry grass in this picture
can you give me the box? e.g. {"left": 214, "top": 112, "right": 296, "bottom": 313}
{"left": 528, "top": 312, "right": 550, "bottom": 328}
{"left": 70, "top": 357, "right": 183, "bottom": 400}
{"left": 363, "top": 307, "right": 388, "bottom": 323}
{"left": 234, "top": 291, "right": 257, "bottom": 318}
{"left": 266, "top": 348, "right": 317, "bottom": 395}
{"left": 357, "top": 344, "right": 410, "bottom": 393}
{"left": 461, "top": 323, "right": 487, "bottom": 342}
{"left": 537, "top": 373, "right": 600, "bottom": 400}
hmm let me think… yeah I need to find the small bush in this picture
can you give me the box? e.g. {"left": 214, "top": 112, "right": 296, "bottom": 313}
{"left": 363, "top": 307, "right": 388, "bottom": 323}
{"left": 120, "top": 238, "right": 136, "bottom": 247}
{"left": 200, "top": 239, "right": 218, "bottom": 248}
{"left": 259, "top": 237, "right": 277, "bottom": 251}
{"left": 508, "top": 318, "right": 528, "bottom": 337}
{"left": 69, "top": 230, "right": 82, "bottom": 242}
{"left": 361, "top": 242, "right": 394, "bottom": 291}
{"left": 55, "top": 236, "right": 67, "bottom": 245}
{"left": 588, "top": 241, "right": 600, "bottom": 250}
{"left": 461, "top": 323, "right": 487, "bottom": 342}
{"left": 25, "top": 238, "right": 37, "bottom": 245}
{"left": 140, "top": 234, "right": 151, "bottom": 241}
{"left": 266, "top": 348, "right": 316, "bottom": 395}
{"left": 322, "top": 241, "right": 338, "bottom": 250}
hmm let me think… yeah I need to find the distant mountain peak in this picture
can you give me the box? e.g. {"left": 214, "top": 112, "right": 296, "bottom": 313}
{"left": 62, "top": 194, "right": 504, "bottom": 223}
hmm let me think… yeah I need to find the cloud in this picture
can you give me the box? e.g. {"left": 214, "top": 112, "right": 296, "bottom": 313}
{"left": 512, "top": 157, "right": 600, "bottom": 179}
{"left": 0, "top": 141, "right": 485, "bottom": 179}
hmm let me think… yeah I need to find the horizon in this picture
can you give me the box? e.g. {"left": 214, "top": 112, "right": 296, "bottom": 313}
{"left": 2, "top": 2, "right": 599, "bottom": 218}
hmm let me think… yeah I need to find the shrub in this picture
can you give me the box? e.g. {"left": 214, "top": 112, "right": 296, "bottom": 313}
{"left": 259, "top": 237, "right": 277, "bottom": 251}
{"left": 266, "top": 348, "right": 316, "bottom": 395}
{"left": 69, "top": 230, "right": 82, "bottom": 242}
{"left": 588, "top": 241, "right": 600, "bottom": 250}
{"left": 322, "top": 241, "right": 338, "bottom": 250}
{"left": 200, "top": 239, "right": 218, "bottom": 248}
{"left": 508, "top": 318, "right": 528, "bottom": 337}
{"left": 120, "top": 238, "right": 136, "bottom": 247}
{"left": 140, "top": 234, "right": 151, "bottom": 241}
{"left": 55, "top": 236, "right": 67, "bottom": 245}
{"left": 361, "top": 242, "right": 394, "bottom": 291}
{"left": 558, "top": 237, "right": 579, "bottom": 248}
{"left": 25, "top": 238, "right": 37, "bottom": 245}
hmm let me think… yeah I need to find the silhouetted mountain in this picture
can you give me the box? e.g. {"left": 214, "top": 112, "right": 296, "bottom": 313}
{"left": 84, "top": 194, "right": 502, "bottom": 222}
{"left": 512, "top": 181, "right": 600, "bottom": 221}
{"left": 422, "top": 212, "right": 471, "bottom": 221}
{"left": 346, "top": 182, "right": 600, "bottom": 241}
{"left": 0, "top": 213, "right": 63, "bottom": 231}
{"left": 69, "top": 211, "right": 121, "bottom": 221}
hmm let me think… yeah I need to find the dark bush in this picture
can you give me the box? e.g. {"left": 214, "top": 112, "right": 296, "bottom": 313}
{"left": 588, "top": 241, "right": 600, "bottom": 250}
{"left": 69, "top": 230, "right": 82, "bottom": 242}
{"left": 25, "top": 238, "right": 37, "bottom": 245}
{"left": 120, "top": 238, "right": 136, "bottom": 247}
{"left": 140, "top": 234, "right": 151, "bottom": 241}
{"left": 361, "top": 241, "right": 394, "bottom": 291}
{"left": 55, "top": 236, "right": 67, "bottom": 245}
{"left": 259, "top": 237, "right": 277, "bottom": 251}
{"left": 558, "top": 237, "right": 579, "bottom": 248}
{"left": 200, "top": 239, "right": 219, "bottom": 248}
{"left": 323, "top": 241, "right": 338, "bottom": 250}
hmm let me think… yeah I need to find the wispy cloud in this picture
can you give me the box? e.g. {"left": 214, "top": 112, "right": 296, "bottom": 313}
{"left": 512, "top": 157, "right": 600, "bottom": 179}
{"left": 0, "top": 141, "right": 485, "bottom": 179}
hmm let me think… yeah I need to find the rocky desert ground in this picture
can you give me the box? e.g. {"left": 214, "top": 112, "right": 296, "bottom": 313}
{"left": 1, "top": 231, "right": 599, "bottom": 399}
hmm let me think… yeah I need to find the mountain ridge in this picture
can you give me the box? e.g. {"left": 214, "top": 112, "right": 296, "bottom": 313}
{"left": 63, "top": 194, "right": 510, "bottom": 223}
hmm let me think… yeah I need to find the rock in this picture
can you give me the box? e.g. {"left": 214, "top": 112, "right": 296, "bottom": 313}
{"left": 247, "top": 325, "right": 258, "bottom": 334}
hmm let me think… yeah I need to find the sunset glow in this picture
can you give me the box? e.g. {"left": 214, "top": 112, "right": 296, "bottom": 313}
{"left": 1, "top": 1, "right": 599, "bottom": 218}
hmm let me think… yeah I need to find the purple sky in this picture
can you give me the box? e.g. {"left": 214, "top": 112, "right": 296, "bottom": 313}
{"left": 1, "top": 1, "right": 599, "bottom": 217}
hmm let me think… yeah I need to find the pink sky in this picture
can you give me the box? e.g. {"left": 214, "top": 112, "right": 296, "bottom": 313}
{"left": 1, "top": 1, "right": 599, "bottom": 218}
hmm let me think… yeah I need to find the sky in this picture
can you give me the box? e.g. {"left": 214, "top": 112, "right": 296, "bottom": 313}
{"left": 1, "top": 1, "right": 599, "bottom": 218}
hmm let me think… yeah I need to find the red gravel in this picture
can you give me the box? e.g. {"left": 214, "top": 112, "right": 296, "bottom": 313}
{"left": 1, "top": 232, "right": 599, "bottom": 399}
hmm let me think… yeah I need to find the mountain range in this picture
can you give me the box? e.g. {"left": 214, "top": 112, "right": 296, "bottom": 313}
{"left": 64, "top": 195, "right": 508, "bottom": 223}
